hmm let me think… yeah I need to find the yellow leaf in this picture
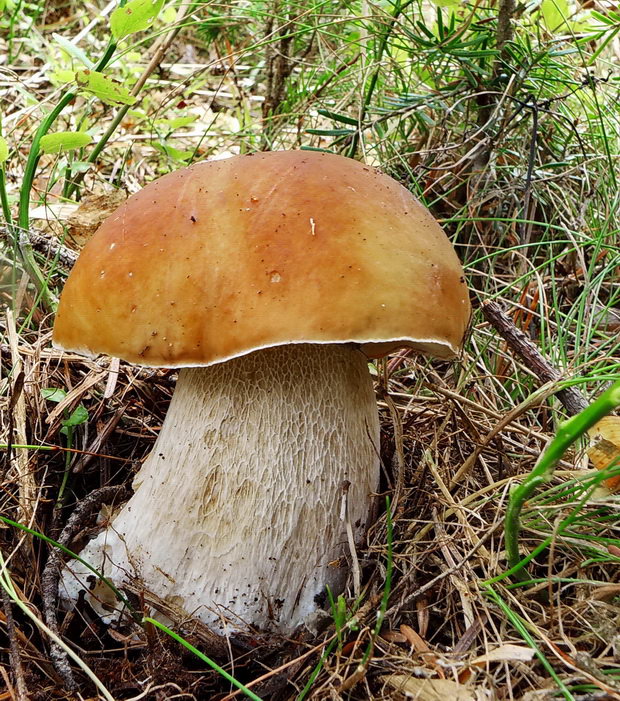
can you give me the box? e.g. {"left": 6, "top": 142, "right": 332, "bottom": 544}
{"left": 588, "top": 416, "right": 620, "bottom": 491}
{"left": 383, "top": 675, "right": 480, "bottom": 700}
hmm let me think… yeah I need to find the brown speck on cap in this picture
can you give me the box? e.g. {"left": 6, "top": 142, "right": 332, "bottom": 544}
{"left": 53, "top": 150, "right": 470, "bottom": 367}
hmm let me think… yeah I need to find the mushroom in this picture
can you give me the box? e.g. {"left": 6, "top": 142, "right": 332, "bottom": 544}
{"left": 53, "top": 150, "right": 470, "bottom": 634}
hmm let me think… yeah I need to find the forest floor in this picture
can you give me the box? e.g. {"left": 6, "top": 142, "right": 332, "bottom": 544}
{"left": 1, "top": 1, "right": 619, "bottom": 699}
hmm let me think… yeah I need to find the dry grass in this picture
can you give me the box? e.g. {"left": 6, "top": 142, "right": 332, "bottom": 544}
{"left": 3, "top": 327, "right": 618, "bottom": 699}
{"left": 1, "top": 1, "right": 620, "bottom": 699}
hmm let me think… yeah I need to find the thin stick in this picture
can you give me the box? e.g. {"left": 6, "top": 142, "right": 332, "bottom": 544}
{"left": 24, "top": 228, "right": 77, "bottom": 270}
{"left": 65, "top": 2, "right": 192, "bottom": 199}
{"left": 341, "top": 481, "right": 361, "bottom": 598}
{"left": 0, "top": 665, "right": 16, "bottom": 700}
{"left": 1, "top": 586, "right": 28, "bottom": 700}
{"left": 0, "top": 549, "right": 115, "bottom": 701}
{"left": 41, "top": 485, "right": 128, "bottom": 691}
{"left": 0, "top": 226, "right": 78, "bottom": 271}
{"left": 379, "top": 387, "right": 405, "bottom": 515}
{"left": 6, "top": 309, "right": 36, "bottom": 526}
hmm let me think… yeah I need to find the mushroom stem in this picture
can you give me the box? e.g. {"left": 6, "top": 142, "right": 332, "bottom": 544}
{"left": 62, "top": 344, "right": 380, "bottom": 633}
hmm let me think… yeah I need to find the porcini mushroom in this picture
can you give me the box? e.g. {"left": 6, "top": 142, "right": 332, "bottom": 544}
{"left": 53, "top": 150, "right": 470, "bottom": 633}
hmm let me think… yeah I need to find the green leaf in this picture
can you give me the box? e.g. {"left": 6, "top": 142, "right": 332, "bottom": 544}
{"left": 317, "top": 109, "right": 358, "bottom": 126}
{"left": 75, "top": 70, "right": 137, "bottom": 106}
{"left": 161, "top": 5, "right": 176, "bottom": 23}
{"left": 42, "top": 387, "right": 67, "bottom": 403}
{"left": 110, "top": 0, "right": 165, "bottom": 40}
{"left": 152, "top": 142, "right": 194, "bottom": 162}
{"left": 549, "top": 46, "right": 578, "bottom": 56}
{"left": 590, "top": 10, "right": 615, "bottom": 25}
{"left": 305, "top": 128, "right": 354, "bottom": 136}
{"left": 299, "top": 146, "right": 338, "bottom": 154}
{"left": 49, "top": 69, "right": 77, "bottom": 85}
{"left": 62, "top": 404, "right": 89, "bottom": 428}
{"left": 69, "top": 161, "right": 93, "bottom": 175}
{"left": 157, "top": 115, "right": 199, "bottom": 129}
{"left": 335, "top": 595, "right": 347, "bottom": 629}
{"left": 53, "top": 33, "right": 94, "bottom": 69}
{"left": 40, "top": 131, "right": 92, "bottom": 155}
{"left": 540, "top": 0, "right": 569, "bottom": 31}
{"left": 0, "top": 136, "right": 8, "bottom": 164}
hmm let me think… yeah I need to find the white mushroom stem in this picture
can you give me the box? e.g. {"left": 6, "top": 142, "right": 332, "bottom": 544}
{"left": 61, "top": 344, "right": 380, "bottom": 633}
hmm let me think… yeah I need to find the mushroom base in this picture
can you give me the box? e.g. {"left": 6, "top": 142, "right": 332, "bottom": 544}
{"left": 60, "top": 344, "right": 380, "bottom": 633}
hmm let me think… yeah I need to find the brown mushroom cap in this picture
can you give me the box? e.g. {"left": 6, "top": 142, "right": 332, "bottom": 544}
{"left": 53, "top": 150, "right": 470, "bottom": 366}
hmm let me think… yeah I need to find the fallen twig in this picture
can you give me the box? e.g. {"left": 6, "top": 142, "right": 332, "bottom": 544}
{"left": 1, "top": 585, "right": 29, "bottom": 700}
{"left": 0, "top": 226, "right": 77, "bottom": 272}
{"left": 41, "top": 484, "right": 128, "bottom": 691}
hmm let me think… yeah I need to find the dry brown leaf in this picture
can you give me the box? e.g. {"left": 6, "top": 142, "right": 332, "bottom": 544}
{"left": 590, "top": 583, "right": 620, "bottom": 601}
{"left": 30, "top": 202, "right": 80, "bottom": 221}
{"left": 383, "top": 674, "right": 487, "bottom": 700}
{"left": 65, "top": 190, "right": 127, "bottom": 249}
{"left": 382, "top": 630, "right": 409, "bottom": 643}
{"left": 588, "top": 416, "right": 620, "bottom": 491}
{"left": 400, "top": 624, "right": 431, "bottom": 652}
{"left": 470, "top": 643, "right": 535, "bottom": 666}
